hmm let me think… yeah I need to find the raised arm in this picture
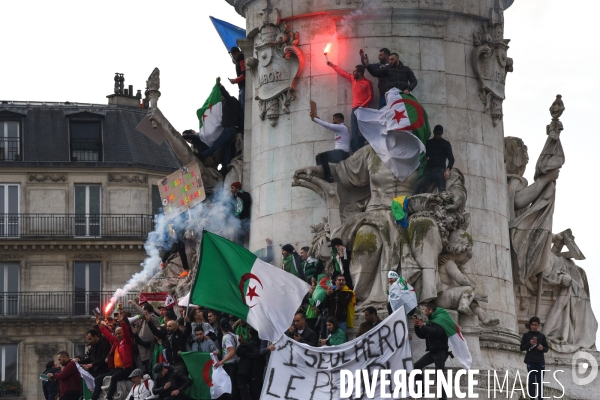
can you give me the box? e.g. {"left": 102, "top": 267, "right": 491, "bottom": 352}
{"left": 331, "top": 64, "right": 353, "bottom": 83}
{"left": 366, "top": 64, "right": 386, "bottom": 77}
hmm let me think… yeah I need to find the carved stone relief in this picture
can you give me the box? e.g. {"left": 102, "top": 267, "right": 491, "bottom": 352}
{"left": 246, "top": 0, "right": 304, "bottom": 126}
{"left": 0, "top": 254, "right": 23, "bottom": 261}
{"left": 34, "top": 344, "right": 58, "bottom": 359}
{"left": 28, "top": 174, "right": 67, "bottom": 183}
{"left": 108, "top": 174, "right": 148, "bottom": 185}
{"left": 72, "top": 253, "right": 103, "bottom": 260}
{"left": 472, "top": 0, "right": 513, "bottom": 126}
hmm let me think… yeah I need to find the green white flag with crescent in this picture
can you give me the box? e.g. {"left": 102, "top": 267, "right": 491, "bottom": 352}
{"left": 189, "top": 231, "right": 310, "bottom": 342}
{"left": 196, "top": 80, "right": 223, "bottom": 147}
{"left": 355, "top": 88, "right": 431, "bottom": 181}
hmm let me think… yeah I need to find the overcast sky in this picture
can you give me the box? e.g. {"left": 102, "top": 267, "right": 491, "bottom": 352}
{"left": 2, "top": 0, "right": 598, "bottom": 343}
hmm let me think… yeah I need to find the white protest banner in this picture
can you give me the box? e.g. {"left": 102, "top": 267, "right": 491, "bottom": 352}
{"left": 261, "top": 307, "right": 413, "bottom": 400}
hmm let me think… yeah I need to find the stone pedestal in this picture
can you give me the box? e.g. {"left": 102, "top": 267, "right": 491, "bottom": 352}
{"left": 231, "top": 0, "right": 520, "bottom": 373}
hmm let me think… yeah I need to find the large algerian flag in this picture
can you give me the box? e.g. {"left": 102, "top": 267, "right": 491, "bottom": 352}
{"left": 182, "top": 352, "right": 230, "bottom": 399}
{"left": 196, "top": 80, "right": 224, "bottom": 147}
{"left": 355, "top": 88, "right": 431, "bottom": 181}
{"left": 190, "top": 231, "right": 311, "bottom": 342}
{"left": 428, "top": 307, "right": 472, "bottom": 369}
{"left": 75, "top": 362, "right": 95, "bottom": 399}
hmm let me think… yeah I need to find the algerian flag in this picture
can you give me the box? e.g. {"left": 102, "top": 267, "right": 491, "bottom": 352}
{"left": 75, "top": 362, "right": 95, "bottom": 398}
{"left": 388, "top": 277, "right": 417, "bottom": 314}
{"left": 182, "top": 352, "right": 230, "bottom": 399}
{"left": 355, "top": 88, "right": 430, "bottom": 181}
{"left": 190, "top": 231, "right": 310, "bottom": 342}
{"left": 196, "top": 80, "right": 224, "bottom": 147}
{"left": 428, "top": 307, "right": 472, "bottom": 369}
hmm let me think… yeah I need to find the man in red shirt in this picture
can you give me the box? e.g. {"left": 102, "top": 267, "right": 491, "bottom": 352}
{"left": 46, "top": 351, "right": 82, "bottom": 400}
{"left": 91, "top": 316, "right": 135, "bottom": 400}
{"left": 327, "top": 61, "right": 374, "bottom": 152}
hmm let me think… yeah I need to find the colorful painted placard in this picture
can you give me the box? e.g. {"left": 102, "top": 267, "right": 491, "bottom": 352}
{"left": 158, "top": 162, "right": 206, "bottom": 220}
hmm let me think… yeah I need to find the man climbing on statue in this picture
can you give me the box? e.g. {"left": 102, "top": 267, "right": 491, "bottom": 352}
{"left": 413, "top": 124, "right": 454, "bottom": 194}
{"left": 310, "top": 110, "right": 351, "bottom": 183}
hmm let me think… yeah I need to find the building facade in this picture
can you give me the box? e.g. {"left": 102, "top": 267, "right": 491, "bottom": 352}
{"left": 0, "top": 87, "right": 179, "bottom": 399}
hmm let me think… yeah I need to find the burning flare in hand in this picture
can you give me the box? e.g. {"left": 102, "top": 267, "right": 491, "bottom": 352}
{"left": 105, "top": 301, "right": 114, "bottom": 315}
{"left": 324, "top": 43, "right": 332, "bottom": 63}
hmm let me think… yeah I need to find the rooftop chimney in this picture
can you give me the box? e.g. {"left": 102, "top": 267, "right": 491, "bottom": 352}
{"left": 107, "top": 73, "right": 141, "bottom": 108}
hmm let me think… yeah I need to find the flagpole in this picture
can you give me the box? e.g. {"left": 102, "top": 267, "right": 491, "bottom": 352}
{"left": 187, "top": 229, "right": 207, "bottom": 305}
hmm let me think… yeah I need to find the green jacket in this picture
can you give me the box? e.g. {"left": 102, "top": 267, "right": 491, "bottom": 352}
{"left": 328, "top": 328, "right": 347, "bottom": 346}
{"left": 283, "top": 255, "right": 298, "bottom": 277}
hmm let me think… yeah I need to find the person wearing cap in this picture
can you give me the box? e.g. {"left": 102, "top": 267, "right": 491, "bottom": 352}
{"left": 228, "top": 46, "right": 246, "bottom": 113}
{"left": 200, "top": 77, "right": 243, "bottom": 177}
{"left": 215, "top": 318, "right": 240, "bottom": 399}
{"left": 152, "top": 363, "right": 192, "bottom": 399}
{"left": 281, "top": 244, "right": 305, "bottom": 280}
{"left": 328, "top": 238, "right": 353, "bottom": 289}
{"left": 413, "top": 124, "right": 455, "bottom": 194}
{"left": 126, "top": 368, "right": 154, "bottom": 400}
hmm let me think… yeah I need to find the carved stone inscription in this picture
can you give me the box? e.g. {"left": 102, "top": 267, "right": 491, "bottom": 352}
{"left": 246, "top": 0, "right": 304, "bottom": 127}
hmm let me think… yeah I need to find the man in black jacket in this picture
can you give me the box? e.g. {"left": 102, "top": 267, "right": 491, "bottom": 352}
{"left": 152, "top": 364, "right": 192, "bottom": 399}
{"left": 324, "top": 276, "right": 354, "bottom": 333}
{"left": 414, "top": 303, "right": 449, "bottom": 400}
{"left": 42, "top": 361, "right": 60, "bottom": 400}
{"left": 520, "top": 316, "right": 549, "bottom": 400}
{"left": 200, "top": 77, "right": 243, "bottom": 176}
{"left": 360, "top": 47, "right": 390, "bottom": 109}
{"left": 329, "top": 238, "right": 353, "bottom": 289}
{"left": 228, "top": 46, "right": 246, "bottom": 114}
{"left": 147, "top": 317, "right": 192, "bottom": 375}
{"left": 413, "top": 125, "right": 455, "bottom": 195}
{"left": 285, "top": 312, "right": 318, "bottom": 347}
{"left": 365, "top": 52, "right": 417, "bottom": 95}
{"left": 236, "top": 328, "right": 265, "bottom": 400}
{"left": 78, "top": 329, "right": 111, "bottom": 377}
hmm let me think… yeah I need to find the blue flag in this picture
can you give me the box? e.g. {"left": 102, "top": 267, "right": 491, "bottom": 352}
{"left": 210, "top": 16, "right": 246, "bottom": 52}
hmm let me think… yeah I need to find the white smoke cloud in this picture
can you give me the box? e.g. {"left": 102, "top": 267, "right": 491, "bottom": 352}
{"left": 107, "top": 184, "right": 246, "bottom": 307}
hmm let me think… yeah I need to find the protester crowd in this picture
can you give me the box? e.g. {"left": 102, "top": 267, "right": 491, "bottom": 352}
{"left": 42, "top": 46, "right": 545, "bottom": 400}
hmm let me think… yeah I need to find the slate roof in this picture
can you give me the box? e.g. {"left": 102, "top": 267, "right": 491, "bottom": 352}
{"left": 0, "top": 100, "right": 180, "bottom": 172}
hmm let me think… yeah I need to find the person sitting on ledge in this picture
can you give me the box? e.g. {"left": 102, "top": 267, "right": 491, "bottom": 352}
{"left": 310, "top": 110, "right": 351, "bottom": 183}
{"left": 326, "top": 62, "right": 373, "bottom": 152}
{"left": 364, "top": 52, "right": 417, "bottom": 97}
{"left": 199, "top": 77, "right": 242, "bottom": 176}
{"left": 413, "top": 124, "right": 454, "bottom": 194}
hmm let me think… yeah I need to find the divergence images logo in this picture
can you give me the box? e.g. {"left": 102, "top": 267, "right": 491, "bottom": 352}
{"left": 571, "top": 350, "right": 598, "bottom": 386}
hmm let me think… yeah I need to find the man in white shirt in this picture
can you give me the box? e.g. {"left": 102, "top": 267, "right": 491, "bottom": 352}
{"left": 310, "top": 110, "right": 351, "bottom": 182}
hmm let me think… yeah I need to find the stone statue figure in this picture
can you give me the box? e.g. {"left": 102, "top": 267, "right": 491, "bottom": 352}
{"left": 294, "top": 145, "right": 469, "bottom": 310}
{"left": 541, "top": 229, "right": 598, "bottom": 353}
{"left": 504, "top": 136, "right": 559, "bottom": 286}
{"left": 435, "top": 229, "right": 499, "bottom": 326}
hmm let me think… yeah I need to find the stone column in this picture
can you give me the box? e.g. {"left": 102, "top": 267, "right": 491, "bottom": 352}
{"left": 228, "top": 0, "right": 520, "bottom": 365}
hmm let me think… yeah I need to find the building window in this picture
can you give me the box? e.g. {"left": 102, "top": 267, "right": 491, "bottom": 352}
{"left": 151, "top": 185, "right": 162, "bottom": 217}
{"left": 0, "top": 184, "right": 19, "bottom": 238}
{"left": 74, "top": 262, "right": 101, "bottom": 316}
{"left": 75, "top": 185, "right": 101, "bottom": 237}
{"left": 0, "top": 121, "right": 21, "bottom": 161}
{"left": 0, "top": 263, "right": 19, "bottom": 316}
{"left": 0, "top": 344, "right": 18, "bottom": 381}
{"left": 73, "top": 343, "right": 87, "bottom": 360}
{"left": 70, "top": 120, "right": 102, "bottom": 161}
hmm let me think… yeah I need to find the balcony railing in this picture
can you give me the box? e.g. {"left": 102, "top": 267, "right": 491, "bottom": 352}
{"left": 0, "top": 137, "right": 21, "bottom": 161}
{"left": 0, "top": 214, "right": 155, "bottom": 239}
{"left": 0, "top": 291, "right": 139, "bottom": 316}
